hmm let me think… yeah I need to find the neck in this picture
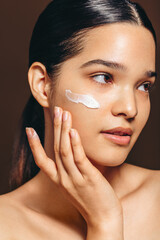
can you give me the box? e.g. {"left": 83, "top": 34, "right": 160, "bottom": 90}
{"left": 26, "top": 162, "right": 124, "bottom": 218}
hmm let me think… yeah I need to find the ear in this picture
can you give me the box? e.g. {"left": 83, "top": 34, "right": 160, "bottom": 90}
{"left": 28, "top": 62, "right": 51, "bottom": 108}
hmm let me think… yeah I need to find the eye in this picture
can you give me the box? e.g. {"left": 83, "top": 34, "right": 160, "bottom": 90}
{"left": 138, "top": 82, "right": 153, "bottom": 93}
{"left": 91, "top": 73, "right": 112, "bottom": 85}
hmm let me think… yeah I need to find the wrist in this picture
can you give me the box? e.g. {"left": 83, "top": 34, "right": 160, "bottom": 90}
{"left": 87, "top": 223, "right": 124, "bottom": 240}
{"left": 87, "top": 215, "right": 124, "bottom": 240}
{"left": 87, "top": 209, "right": 124, "bottom": 231}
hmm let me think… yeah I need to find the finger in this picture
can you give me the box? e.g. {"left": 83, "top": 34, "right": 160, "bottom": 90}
{"left": 60, "top": 111, "right": 83, "bottom": 179}
{"left": 26, "top": 128, "right": 58, "bottom": 183}
{"left": 53, "top": 107, "right": 69, "bottom": 179}
{"left": 69, "top": 128, "right": 98, "bottom": 177}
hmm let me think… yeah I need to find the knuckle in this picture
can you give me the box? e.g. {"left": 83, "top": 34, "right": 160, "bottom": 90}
{"left": 60, "top": 147, "right": 69, "bottom": 158}
{"left": 54, "top": 144, "right": 59, "bottom": 154}
{"left": 35, "top": 156, "right": 44, "bottom": 168}
{"left": 59, "top": 179, "right": 65, "bottom": 188}
{"left": 59, "top": 178, "right": 70, "bottom": 190}
{"left": 75, "top": 155, "right": 85, "bottom": 165}
{"left": 54, "top": 120, "right": 61, "bottom": 128}
{"left": 62, "top": 124, "right": 70, "bottom": 132}
{"left": 72, "top": 139, "right": 79, "bottom": 147}
{"left": 72, "top": 178, "right": 84, "bottom": 188}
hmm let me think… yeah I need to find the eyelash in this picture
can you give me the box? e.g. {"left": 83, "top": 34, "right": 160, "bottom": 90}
{"left": 138, "top": 82, "right": 153, "bottom": 93}
{"left": 90, "top": 73, "right": 154, "bottom": 93}
{"left": 90, "top": 73, "right": 113, "bottom": 85}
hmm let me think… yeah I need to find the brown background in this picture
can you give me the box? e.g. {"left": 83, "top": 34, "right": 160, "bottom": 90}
{"left": 0, "top": 0, "right": 160, "bottom": 195}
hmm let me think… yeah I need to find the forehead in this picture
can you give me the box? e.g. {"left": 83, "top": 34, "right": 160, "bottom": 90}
{"left": 79, "top": 23, "right": 156, "bottom": 70}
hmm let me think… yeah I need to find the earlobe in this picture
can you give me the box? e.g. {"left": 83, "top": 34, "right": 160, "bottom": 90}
{"left": 28, "top": 62, "right": 50, "bottom": 108}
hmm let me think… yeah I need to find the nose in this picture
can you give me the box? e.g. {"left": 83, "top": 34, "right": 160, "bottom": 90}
{"left": 111, "top": 89, "right": 138, "bottom": 120}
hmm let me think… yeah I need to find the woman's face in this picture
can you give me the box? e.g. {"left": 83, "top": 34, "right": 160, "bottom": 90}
{"left": 51, "top": 23, "right": 156, "bottom": 167}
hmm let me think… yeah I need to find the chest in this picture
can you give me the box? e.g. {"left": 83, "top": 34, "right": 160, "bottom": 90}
{"left": 11, "top": 194, "right": 160, "bottom": 240}
{"left": 18, "top": 208, "right": 159, "bottom": 240}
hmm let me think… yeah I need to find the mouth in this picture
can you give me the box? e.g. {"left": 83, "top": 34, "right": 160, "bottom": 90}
{"left": 100, "top": 127, "right": 133, "bottom": 146}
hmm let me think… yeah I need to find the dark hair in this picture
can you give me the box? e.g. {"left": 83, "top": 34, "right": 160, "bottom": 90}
{"left": 9, "top": 0, "right": 156, "bottom": 190}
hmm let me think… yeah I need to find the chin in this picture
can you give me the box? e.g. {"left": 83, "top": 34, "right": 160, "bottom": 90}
{"left": 85, "top": 149, "right": 129, "bottom": 167}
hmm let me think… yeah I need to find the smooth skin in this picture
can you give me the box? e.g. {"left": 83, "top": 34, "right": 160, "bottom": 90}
{"left": 0, "top": 23, "right": 160, "bottom": 240}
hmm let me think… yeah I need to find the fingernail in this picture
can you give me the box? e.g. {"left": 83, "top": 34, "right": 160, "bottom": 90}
{"left": 70, "top": 129, "right": 76, "bottom": 138}
{"left": 54, "top": 106, "right": 60, "bottom": 118}
{"left": 63, "top": 111, "right": 68, "bottom": 121}
{"left": 26, "top": 128, "right": 38, "bottom": 138}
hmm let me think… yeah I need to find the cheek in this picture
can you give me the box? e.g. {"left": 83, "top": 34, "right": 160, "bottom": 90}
{"left": 54, "top": 88, "right": 101, "bottom": 140}
{"left": 54, "top": 84, "right": 103, "bottom": 133}
{"left": 71, "top": 108, "right": 100, "bottom": 139}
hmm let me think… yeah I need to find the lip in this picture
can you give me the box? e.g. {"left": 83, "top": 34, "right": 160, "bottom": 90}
{"left": 100, "top": 127, "right": 133, "bottom": 146}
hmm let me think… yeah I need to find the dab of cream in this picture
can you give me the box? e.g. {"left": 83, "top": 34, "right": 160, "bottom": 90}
{"left": 65, "top": 89, "right": 100, "bottom": 109}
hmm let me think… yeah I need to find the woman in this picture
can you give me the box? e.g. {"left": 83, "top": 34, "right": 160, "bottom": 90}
{"left": 0, "top": 0, "right": 159, "bottom": 239}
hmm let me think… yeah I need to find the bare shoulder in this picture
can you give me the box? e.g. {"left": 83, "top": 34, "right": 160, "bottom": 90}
{"left": 124, "top": 163, "right": 160, "bottom": 205}
{"left": 0, "top": 191, "right": 29, "bottom": 239}
{"left": 122, "top": 163, "right": 160, "bottom": 198}
{"left": 135, "top": 165, "right": 160, "bottom": 227}
{"left": 0, "top": 193, "right": 17, "bottom": 238}
{"left": 122, "top": 164, "right": 160, "bottom": 239}
{"left": 124, "top": 162, "right": 160, "bottom": 183}
{"left": 135, "top": 164, "right": 160, "bottom": 193}
{"left": 145, "top": 167, "right": 160, "bottom": 199}
{"left": 0, "top": 191, "right": 22, "bottom": 214}
{"left": 0, "top": 188, "right": 59, "bottom": 240}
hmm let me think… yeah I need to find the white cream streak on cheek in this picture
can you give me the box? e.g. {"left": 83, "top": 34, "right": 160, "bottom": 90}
{"left": 65, "top": 89, "right": 100, "bottom": 109}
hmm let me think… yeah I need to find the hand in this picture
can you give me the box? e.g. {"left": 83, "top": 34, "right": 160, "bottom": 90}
{"left": 26, "top": 106, "right": 123, "bottom": 231}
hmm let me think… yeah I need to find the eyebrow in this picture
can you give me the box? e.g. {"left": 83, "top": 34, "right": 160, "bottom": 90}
{"left": 80, "top": 59, "right": 157, "bottom": 79}
{"left": 145, "top": 71, "right": 157, "bottom": 78}
{"left": 80, "top": 59, "right": 126, "bottom": 71}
